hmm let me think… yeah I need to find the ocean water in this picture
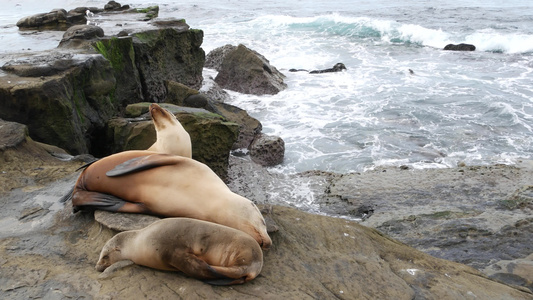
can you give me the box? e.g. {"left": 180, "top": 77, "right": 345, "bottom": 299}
{"left": 2, "top": 0, "right": 533, "bottom": 174}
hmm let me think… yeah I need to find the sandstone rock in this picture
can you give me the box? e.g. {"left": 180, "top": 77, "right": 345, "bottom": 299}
{"left": 483, "top": 253, "right": 533, "bottom": 292}
{"left": 444, "top": 43, "right": 476, "bottom": 51}
{"left": 94, "top": 210, "right": 160, "bottom": 231}
{"left": 214, "top": 44, "right": 287, "bottom": 95}
{"left": 16, "top": 9, "right": 69, "bottom": 30}
{"left": 250, "top": 133, "right": 285, "bottom": 166}
{"left": 0, "top": 119, "right": 86, "bottom": 193}
{"left": 91, "top": 36, "right": 144, "bottom": 108}
{"left": 165, "top": 81, "right": 200, "bottom": 106}
{"left": 58, "top": 25, "right": 104, "bottom": 49}
{"left": 207, "top": 101, "right": 262, "bottom": 149}
{"left": 0, "top": 53, "right": 117, "bottom": 154}
{"left": 205, "top": 44, "right": 237, "bottom": 71}
{"left": 132, "top": 28, "right": 205, "bottom": 101}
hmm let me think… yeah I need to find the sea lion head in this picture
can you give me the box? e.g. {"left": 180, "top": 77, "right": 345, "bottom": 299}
{"left": 148, "top": 103, "right": 192, "bottom": 157}
{"left": 246, "top": 202, "right": 272, "bottom": 250}
{"left": 95, "top": 233, "right": 127, "bottom": 272}
{"left": 150, "top": 103, "right": 179, "bottom": 131}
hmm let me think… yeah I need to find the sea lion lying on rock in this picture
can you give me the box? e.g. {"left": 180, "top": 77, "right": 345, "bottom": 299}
{"left": 96, "top": 217, "right": 263, "bottom": 285}
{"left": 67, "top": 150, "right": 272, "bottom": 249}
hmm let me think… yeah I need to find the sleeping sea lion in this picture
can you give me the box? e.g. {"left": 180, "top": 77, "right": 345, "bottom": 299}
{"left": 147, "top": 103, "right": 192, "bottom": 158}
{"left": 69, "top": 150, "right": 272, "bottom": 249}
{"left": 96, "top": 217, "right": 263, "bottom": 285}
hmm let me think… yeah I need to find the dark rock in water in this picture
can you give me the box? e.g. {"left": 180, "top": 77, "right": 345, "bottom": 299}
{"left": 444, "top": 43, "right": 476, "bottom": 51}
{"left": 249, "top": 133, "right": 285, "bottom": 166}
{"left": 309, "top": 63, "right": 347, "bottom": 74}
{"left": 104, "top": 1, "right": 122, "bottom": 11}
{"left": 205, "top": 44, "right": 237, "bottom": 71}
{"left": 215, "top": 44, "right": 287, "bottom": 95}
{"left": 289, "top": 63, "right": 347, "bottom": 74}
{"left": 16, "top": 9, "right": 69, "bottom": 30}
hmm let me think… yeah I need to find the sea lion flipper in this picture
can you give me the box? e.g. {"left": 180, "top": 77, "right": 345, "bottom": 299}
{"left": 170, "top": 253, "right": 237, "bottom": 284}
{"left": 72, "top": 191, "right": 128, "bottom": 212}
{"left": 106, "top": 154, "right": 181, "bottom": 177}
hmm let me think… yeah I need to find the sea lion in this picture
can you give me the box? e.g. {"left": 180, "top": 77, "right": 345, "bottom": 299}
{"left": 96, "top": 217, "right": 263, "bottom": 285}
{"left": 147, "top": 103, "right": 192, "bottom": 158}
{"left": 69, "top": 150, "right": 272, "bottom": 249}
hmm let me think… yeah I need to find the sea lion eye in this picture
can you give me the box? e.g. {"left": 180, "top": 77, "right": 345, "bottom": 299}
{"left": 103, "top": 255, "right": 109, "bottom": 260}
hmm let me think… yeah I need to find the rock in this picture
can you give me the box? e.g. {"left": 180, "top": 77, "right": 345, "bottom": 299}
{"left": 444, "top": 43, "right": 476, "bottom": 51}
{"left": 91, "top": 36, "right": 144, "bottom": 108}
{"left": 483, "top": 253, "right": 533, "bottom": 292}
{"left": 0, "top": 53, "right": 117, "bottom": 154}
{"left": 104, "top": 1, "right": 122, "bottom": 11}
{"left": 1, "top": 23, "right": 205, "bottom": 155}
{"left": 165, "top": 81, "right": 200, "bottom": 107}
{"left": 16, "top": 9, "right": 69, "bottom": 30}
{"left": 150, "top": 18, "right": 189, "bottom": 30}
{"left": 0, "top": 119, "right": 86, "bottom": 193}
{"left": 94, "top": 210, "right": 160, "bottom": 231}
{"left": 58, "top": 25, "right": 104, "bottom": 48}
{"left": 132, "top": 28, "right": 205, "bottom": 101}
{"left": 207, "top": 101, "right": 262, "bottom": 149}
{"left": 101, "top": 103, "right": 239, "bottom": 180}
{"left": 200, "top": 75, "right": 231, "bottom": 102}
{"left": 183, "top": 94, "right": 209, "bottom": 108}
{"left": 249, "top": 133, "right": 285, "bottom": 166}
{"left": 134, "top": 6, "right": 159, "bottom": 21}
{"left": 309, "top": 62, "right": 347, "bottom": 74}
{"left": 204, "top": 44, "right": 237, "bottom": 71}
{"left": 214, "top": 44, "right": 287, "bottom": 95}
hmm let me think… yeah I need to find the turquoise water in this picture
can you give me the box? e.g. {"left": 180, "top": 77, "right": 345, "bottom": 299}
{"left": 2, "top": 0, "right": 533, "bottom": 173}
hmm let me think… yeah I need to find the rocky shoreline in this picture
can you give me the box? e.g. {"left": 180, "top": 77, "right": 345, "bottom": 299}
{"left": 1, "top": 133, "right": 532, "bottom": 299}
{"left": 1, "top": 2, "right": 532, "bottom": 299}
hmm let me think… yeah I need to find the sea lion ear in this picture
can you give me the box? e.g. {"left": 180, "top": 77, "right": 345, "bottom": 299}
{"left": 114, "top": 246, "right": 121, "bottom": 252}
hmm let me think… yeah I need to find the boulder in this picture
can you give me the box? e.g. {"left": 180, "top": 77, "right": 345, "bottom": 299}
{"left": 100, "top": 103, "right": 239, "bottom": 180}
{"left": 200, "top": 75, "right": 231, "bottom": 102}
{"left": 165, "top": 81, "right": 200, "bottom": 107}
{"left": 0, "top": 53, "right": 117, "bottom": 154}
{"left": 58, "top": 25, "right": 105, "bottom": 49}
{"left": 214, "top": 44, "right": 287, "bottom": 95}
{"left": 132, "top": 28, "right": 205, "bottom": 102}
{"left": 204, "top": 44, "right": 237, "bottom": 71}
{"left": 0, "top": 119, "right": 88, "bottom": 193}
{"left": 249, "top": 133, "right": 285, "bottom": 166}
{"left": 104, "top": 1, "right": 122, "bottom": 11}
{"left": 444, "top": 43, "right": 476, "bottom": 51}
{"left": 207, "top": 101, "right": 262, "bottom": 149}
{"left": 91, "top": 37, "right": 144, "bottom": 108}
{"left": 16, "top": 9, "right": 69, "bottom": 30}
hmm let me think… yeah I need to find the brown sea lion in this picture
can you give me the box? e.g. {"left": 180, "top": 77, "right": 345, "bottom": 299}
{"left": 96, "top": 217, "right": 263, "bottom": 285}
{"left": 147, "top": 103, "right": 192, "bottom": 158}
{"left": 69, "top": 150, "right": 272, "bottom": 249}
